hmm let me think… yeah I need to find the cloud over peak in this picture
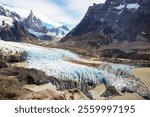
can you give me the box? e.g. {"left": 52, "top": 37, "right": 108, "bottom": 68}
{"left": 0, "top": 0, "right": 106, "bottom": 27}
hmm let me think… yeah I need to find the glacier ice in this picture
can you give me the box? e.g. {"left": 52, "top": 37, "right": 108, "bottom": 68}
{"left": 26, "top": 46, "right": 106, "bottom": 84}
{"left": 0, "top": 40, "right": 135, "bottom": 86}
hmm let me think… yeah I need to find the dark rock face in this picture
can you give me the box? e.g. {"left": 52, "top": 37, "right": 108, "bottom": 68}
{"left": 0, "top": 67, "right": 50, "bottom": 85}
{"left": 102, "top": 49, "right": 150, "bottom": 61}
{"left": 10, "top": 21, "right": 36, "bottom": 42}
{"left": 64, "top": 0, "right": 150, "bottom": 42}
{"left": 0, "top": 21, "right": 36, "bottom": 42}
{"left": 62, "top": 0, "right": 150, "bottom": 60}
{"left": 17, "top": 68, "right": 50, "bottom": 85}
{"left": 101, "top": 85, "right": 121, "bottom": 97}
{"left": 0, "top": 60, "right": 9, "bottom": 68}
{"left": 49, "top": 25, "right": 70, "bottom": 37}
{"left": 39, "top": 35, "right": 57, "bottom": 41}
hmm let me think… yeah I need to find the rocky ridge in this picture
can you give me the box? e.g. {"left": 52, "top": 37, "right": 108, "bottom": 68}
{"left": 49, "top": 25, "right": 70, "bottom": 38}
{"left": 23, "top": 10, "right": 58, "bottom": 41}
{"left": 0, "top": 5, "right": 70, "bottom": 42}
{"left": 23, "top": 11, "right": 70, "bottom": 40}
{"left": 62, "top": 0, "right": 150, "bottom": 61}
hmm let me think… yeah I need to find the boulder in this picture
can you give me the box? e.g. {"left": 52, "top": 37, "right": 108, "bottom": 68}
{"left": 101, "top": 85, "right": 121, "bottom": 97}
{"left": 0, "top": 67, "right": 49, "bottom": 85}
{"left": 0, "top": 60, "right": 9, "bottom": 68}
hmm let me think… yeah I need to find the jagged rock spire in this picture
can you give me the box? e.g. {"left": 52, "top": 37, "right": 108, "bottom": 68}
{"left": 29, "top": 10, "right": 33, "bottom": 17}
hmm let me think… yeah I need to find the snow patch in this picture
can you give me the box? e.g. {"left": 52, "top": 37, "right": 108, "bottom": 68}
{"left": 28, "top": 29, "right": 58, "bottom": 38}
{"left": 0, "top": 16, "right": 13, "bottom": 27}
{"left": 101, "top": 18, "right": 104, "bottom": 22}
{"left": 115, "top": 4, "right": 125, "bottom": 10}
{"left": 126, "top": 3, "right": 140, "bottom": 10}
{"left": 115, "top": 3, "right": 140, "bottom": 10}
{"left": 28, "top": 29, "right": 44, "bottom": 37}
{"left": 118, "top": 10, "right": 124, "bottom": 14}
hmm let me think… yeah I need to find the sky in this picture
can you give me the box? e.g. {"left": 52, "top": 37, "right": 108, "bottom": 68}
{"left": 0, "top": 0, "right": 106, "bottom": 27}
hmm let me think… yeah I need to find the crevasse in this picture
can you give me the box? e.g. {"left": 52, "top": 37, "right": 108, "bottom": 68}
{"left": 26, "top": 47, "right": 106, "bottom": 84}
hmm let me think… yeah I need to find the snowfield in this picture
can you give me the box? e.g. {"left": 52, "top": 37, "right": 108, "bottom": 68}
{"left": 27, "top": 29, "right": 44, "bottom": 37}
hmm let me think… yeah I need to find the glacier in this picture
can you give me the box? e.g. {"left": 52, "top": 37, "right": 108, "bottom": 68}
{"left": 0, "top": 40, "right": 135, "bottom": 86}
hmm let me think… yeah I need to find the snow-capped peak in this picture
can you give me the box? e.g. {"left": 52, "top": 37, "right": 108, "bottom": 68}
{"left": 49, "top": 26, "right": 70, "bottom": 38}
{"left": 0, "top": 4, "right": 70, "bottom": 40}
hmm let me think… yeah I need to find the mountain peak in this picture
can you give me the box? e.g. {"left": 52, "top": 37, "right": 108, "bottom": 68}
{"left": 23, "top": 11, "right": 47, "bottom": 34}
{"left": 62, "top": 0, "right": 150, "bottom": 61}
{"left": 29, "top": 10, "right": 34, "bottom": 17}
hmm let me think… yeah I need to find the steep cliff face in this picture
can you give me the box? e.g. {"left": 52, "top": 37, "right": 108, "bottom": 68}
{"left": 62, "top": 0, "right": 150, "bottom": 60}
{"left": 23, "top": 10, "right": 48, "bottom": 34}
{"left": 0, "top": 21, "right": 36, "bottom": 42}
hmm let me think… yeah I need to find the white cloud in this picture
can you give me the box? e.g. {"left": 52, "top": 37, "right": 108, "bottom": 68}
{"left": 0, "top": 0, "right": 106, "bottom": 26}
{"left": 64, "top": 0, "right": 106, "bottom": 24}
{"left": 1, "top": 4, "right": 63, "bottom": 26}
{"left": 66, "top": 0, "right": 105, "bottom": 15}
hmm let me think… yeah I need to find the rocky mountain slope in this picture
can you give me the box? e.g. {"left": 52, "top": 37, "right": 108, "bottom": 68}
{"left": 23, "top": 10, "right": 59, "bottom": 41}
{"left": 62, "top": 0, "right": 150, "bottom": 61}
{"left": 49, "top": 25, "right": 70, "bottom": 38}
{"left": 23, "top": 11, "right": 70, "bottom": 40}
{"left": 0, "top": 5, "right": 70, "bottom": 42}
{"left": 0, "top": 6, "right": 36, "bottom": 42}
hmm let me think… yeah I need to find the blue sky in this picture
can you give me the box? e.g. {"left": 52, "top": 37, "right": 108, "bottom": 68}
{"left": 50, "top": 0, "right": 67, "bottom": 6}
{"left": 0, "top": 0, "right": 106, "bottom": 27}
